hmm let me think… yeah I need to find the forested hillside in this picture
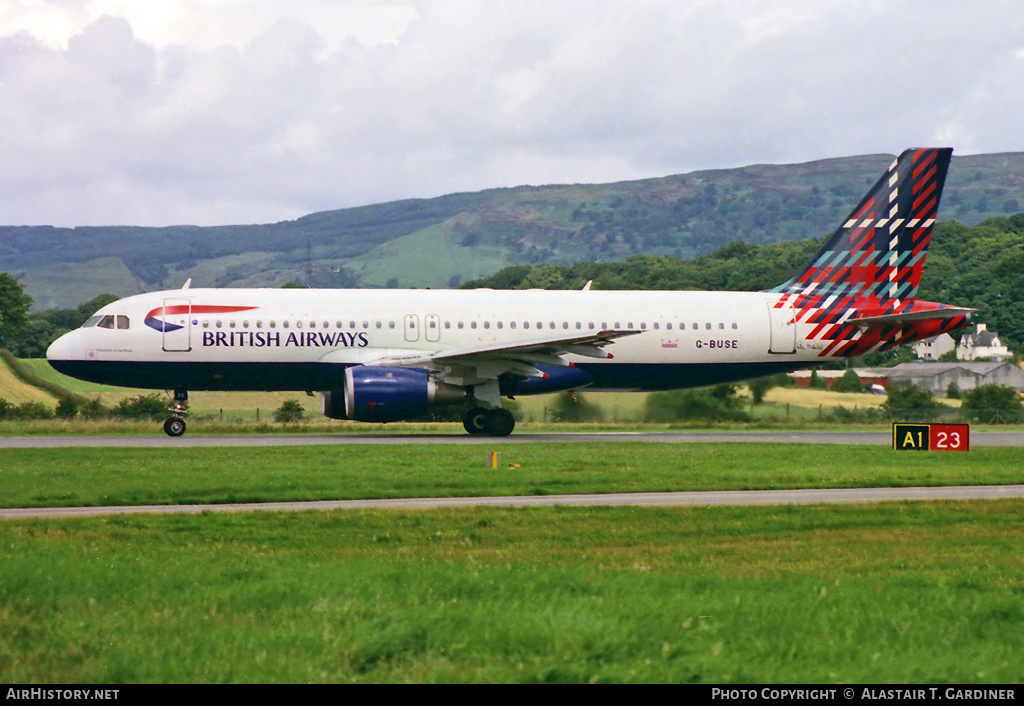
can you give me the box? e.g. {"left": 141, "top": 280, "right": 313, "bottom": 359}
{"left": 462, "top": 214, "right": 1024, "bottom": 353}
{"left": 3, "top": 151, "right": 1023, "bottom": 310}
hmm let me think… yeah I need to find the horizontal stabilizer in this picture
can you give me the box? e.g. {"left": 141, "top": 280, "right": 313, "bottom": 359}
{"left": 848, "top": 307, "right": 975, "bottom": 327}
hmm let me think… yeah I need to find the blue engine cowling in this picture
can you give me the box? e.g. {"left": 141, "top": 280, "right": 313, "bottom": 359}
{"left": 321, "top": 366, "right": 466, "bottom": 423}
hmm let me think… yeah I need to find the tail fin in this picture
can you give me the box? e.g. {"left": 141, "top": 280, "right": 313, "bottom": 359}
{"left": 771, "top": 148, "right": 952, "bottom": 301}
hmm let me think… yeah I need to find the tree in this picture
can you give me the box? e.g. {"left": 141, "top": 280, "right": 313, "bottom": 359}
{"left": 831, "top": 368, "right": 865, "bottom": 393}
{"left": 0, "top": 273, "right": 33, "bottom": 347}
{"left": 645, "top": 385, "right": 749, "bottom": 423}
{"left": 882, "top": 385, "right": 940, "bottom": 420}
{"left": 960, "top": 384, "right": 1023, "bottom": 423}
{"left": 747, "top": 376, "right": 776, "bottom": 404}
{"left": 274, "top": 400, "right": 306, "bottom": 423}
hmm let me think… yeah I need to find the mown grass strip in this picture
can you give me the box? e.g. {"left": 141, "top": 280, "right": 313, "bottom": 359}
{"left": 1, "top": 443, "right": 1022, "bottom": 509}
{"left": 1, "top": 501, "right": 1020, "bottom": 683}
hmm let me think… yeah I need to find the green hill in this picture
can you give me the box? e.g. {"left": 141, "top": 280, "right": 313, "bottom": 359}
{"left": 3, "top": 151, "right": 1024, "bottom": 310}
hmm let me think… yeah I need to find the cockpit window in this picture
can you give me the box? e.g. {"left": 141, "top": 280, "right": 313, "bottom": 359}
{"left": 84, "top": 314, "right": 129, "bottom": 330}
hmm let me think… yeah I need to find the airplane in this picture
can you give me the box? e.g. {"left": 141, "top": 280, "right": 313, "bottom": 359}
{"left": 46, "top": 147, "right": 974, "bottom": 437}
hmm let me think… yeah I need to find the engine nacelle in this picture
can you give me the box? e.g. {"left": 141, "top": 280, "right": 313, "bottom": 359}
{"left": 321, "top": 366, "right": 466, "bottom": 423}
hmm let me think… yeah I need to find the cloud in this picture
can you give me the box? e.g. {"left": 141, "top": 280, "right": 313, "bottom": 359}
{"left": 0, "top": 1, "right": 1022, "bottom": 227}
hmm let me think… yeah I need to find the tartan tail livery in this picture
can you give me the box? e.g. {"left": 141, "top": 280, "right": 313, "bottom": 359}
{"left": 768, "top": 147, "right": 973, "bottom": 359}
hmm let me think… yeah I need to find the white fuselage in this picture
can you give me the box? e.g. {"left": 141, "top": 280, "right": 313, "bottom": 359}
{"left": 47, "top": 287, "right": 814, "bottom": 394}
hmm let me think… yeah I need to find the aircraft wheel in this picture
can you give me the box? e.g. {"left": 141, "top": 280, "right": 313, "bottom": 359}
{"left": 484, "top": 408, "right": 515, "bottom": 437}
{"left": 163, "top": 417, "right": 187, "bottom": 437}
{"left": 462, "top": 406, "right": 489, "bottom": 435}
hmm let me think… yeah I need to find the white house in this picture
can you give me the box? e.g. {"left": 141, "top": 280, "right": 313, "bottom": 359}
{"left": 957, "top": 324, "right": 1012, "bottom": 361}
{"left": 914, "top": 333, "right": 956, "bottom": 361}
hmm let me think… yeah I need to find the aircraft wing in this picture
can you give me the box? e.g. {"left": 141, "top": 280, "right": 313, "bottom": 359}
{"left": 365, "top": 329, "right": 643, "bottom": 386}
{"left": 431, "top": 329, "right": 642, "bottom": 362}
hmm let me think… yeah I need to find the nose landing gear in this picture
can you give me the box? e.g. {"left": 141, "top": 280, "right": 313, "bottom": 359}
{"left": 163, "top": 388, "right": 189, "bottom": 437}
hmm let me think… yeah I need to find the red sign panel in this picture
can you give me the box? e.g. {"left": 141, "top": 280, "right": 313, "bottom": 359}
{"left": 929, "top": 424, "right": 969, "bottom": 452}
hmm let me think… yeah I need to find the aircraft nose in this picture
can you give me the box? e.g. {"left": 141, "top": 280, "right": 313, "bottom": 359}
{"left": 46, "top": 330, "right": 79, "bottom": 364}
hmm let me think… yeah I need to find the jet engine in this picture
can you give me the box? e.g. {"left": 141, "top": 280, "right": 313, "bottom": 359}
{"left": 320, "top": 366, "right": 466, "bottom": 423}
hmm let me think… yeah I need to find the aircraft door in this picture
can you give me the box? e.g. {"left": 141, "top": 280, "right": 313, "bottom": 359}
{"left": 162, "top": 298, "right": 192, "bottom": 352}
{"left": 404, "top": 314, "right": 420, "bottom": 342}
{"left": 425, "top": 314, "right": 440, "bottom": 342}
{"left": 767, "top": 301, "right": 796, "bottom": 354}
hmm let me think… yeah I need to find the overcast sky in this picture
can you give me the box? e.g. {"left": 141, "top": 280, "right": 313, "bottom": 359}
{"left": 2, "top": 0, "right": 1023, "bottom": 228}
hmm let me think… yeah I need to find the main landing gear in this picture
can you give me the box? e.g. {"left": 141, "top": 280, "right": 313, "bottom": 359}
{"left": 462, "top": 406, "right": 516, "bottom": 437}
{"left": 163, "top": 388, "right": 189, "bottom": 437}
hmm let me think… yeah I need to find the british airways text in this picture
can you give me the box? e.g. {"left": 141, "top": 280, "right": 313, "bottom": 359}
{"left": 202, "top": 331, "right": 369, "bottom": 348}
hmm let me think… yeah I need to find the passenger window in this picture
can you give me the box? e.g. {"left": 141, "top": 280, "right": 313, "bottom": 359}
{"left": 310, "top": 321, "right": 316, "bottom": 329}
{"left": 706, "top": 323, "right": 712, "bottom": 330}
{"left": 484, "top": 322, "right": 490, "bottom": 329}
{"left": 732, "top": 323, "right": 738, "bottom": 330}
{"left": 282, "top": 320, "right": 289, "bottom": 329}
{"left": 719, "top": 323, "right": 725, "bottom": 330}
{"left": 202, "top": 320, "right": 210, "bottom": 329}
{"left": 229, "top": 320, "right": 236, "bottom": 329}
{"left": 653, "top": 323, "right": 659, "bottom": 330}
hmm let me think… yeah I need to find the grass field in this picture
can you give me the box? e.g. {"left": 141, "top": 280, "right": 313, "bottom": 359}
{"left": 1, "top": 500, "right": 1020, "bottom": 682}
{"left": 1, "top": 443, "right": 1021, "bottom": 682}
{"left": 1, "top": 443, "right": 1023, "bottom": 509}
